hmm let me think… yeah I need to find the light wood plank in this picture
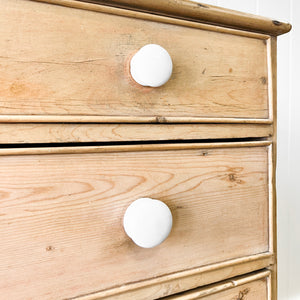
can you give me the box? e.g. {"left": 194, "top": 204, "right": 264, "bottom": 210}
{"left": 0, "top": 123, "right": 273, "bottom": 144}
{"left": 0, "top": 145, "right": 270, "bottom": 299}
{"left": 269, "top": 36, "right": 278, "bottom": 300}
{"left": 1, "top": 0, "right": 270, "bottom": 122}
{"left": 0, "top": 140, "right": 271, "bottom": 156}
{"left": 162, "top": 270, "right": 270, "bottom": 299}
{"left": 33, "top": 0, "right": 291, "bottom": 35}
{"left": 75, "top": 254, "right": 273, "bottom": 300}
{"left": 0, "top": 115, "right": 274, "bottom": 124}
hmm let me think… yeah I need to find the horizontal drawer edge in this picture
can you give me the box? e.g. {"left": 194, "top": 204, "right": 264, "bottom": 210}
{"left": 162, "top": 269, "right": 271, "bottom": 299}
{"left": 71, "top": 252, "right": 274, "bottom": 300}
{"left": 0, "top": 115, "right": 273, "bottom": 124}
{"left": 0, "top": 123, "right": 273, "bottom": 144}
{"left": 0, "top": 140, "right": 272, "bottom": 156}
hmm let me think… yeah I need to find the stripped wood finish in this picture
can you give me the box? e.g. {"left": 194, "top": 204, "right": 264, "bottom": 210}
{"left": 0, "top": 145, "right": 270, "bottom": 299}
{"left": 1, "top": 0, "right": 270, "bottom": 122}
{"left": 269, "top": 36, "right": 278, "bottom": 300}
{"left": 33, "top": 0, "right": 291, "bottom": 35}
{"left": 0, "top": 140, "right": 271, "bottom": 156}
{"left": 0, "top": 123, "right": 273, "bottom": 144}
{"left": 74, "top": 254, "right": 273, "bottom": 300}
{"left": 161, "top": 270, "right": 270, "bottom": 299}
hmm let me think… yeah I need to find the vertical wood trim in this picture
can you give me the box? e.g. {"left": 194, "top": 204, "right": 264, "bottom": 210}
{"left": 267, "top": 37, "right": 274, "bottom": 122}
{"left": 267, "top": 271, "right": 272, "bottom": 300}
{"left": 270, "top": 35, "right": 278, "bottom": 300}
{"left": 268, "top": 144, "right": 274, "bottom": 255}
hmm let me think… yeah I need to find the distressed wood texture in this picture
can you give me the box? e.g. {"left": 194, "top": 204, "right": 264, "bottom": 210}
{"left": 0, "top": 144, "right": 270, "bottom": 299}
{"left": 0, "top": 123, "right": 273, "bottom": 144}
{"left": 269, "top": 36, "right": 278, "bottom": 300}
{"left": 162, "top": 270, "right": 270, "bottom": 300}
{"left": 76, "top": 253, "right": 273, "bottom": 300}
{"left": 81, "top": 0, "right": 291, "bottom": 35}
{"left": 1, "top": 0, "right": 270, "bottom": 122}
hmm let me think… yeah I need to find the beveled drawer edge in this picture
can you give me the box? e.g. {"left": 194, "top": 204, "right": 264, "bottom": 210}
{"left": 0, "top": 140, "right": 271, "bottom": 156}
{"left": 78, "top": 0, "right": 291, "bottom": 36}
{"left": 30, "top": 0, "right": 270, "bottom": 39}
{"left": 0, "top": 123, "right": 273, "bottom": 144}
{"left": 162, "top": 270, "right": 271, "bottom": 299}
{"left": 0, "top": 115, "right": 273, "bottom": 124}
{"left": 70, "top": 252, "right": 274, "bottom": 300}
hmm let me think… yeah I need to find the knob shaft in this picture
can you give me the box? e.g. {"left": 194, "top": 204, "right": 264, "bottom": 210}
{"left": 123, "top": 198, "right": 173, "bottom": 248}
{"left": 130, "top": 44, "right": 173, "bottom": 87}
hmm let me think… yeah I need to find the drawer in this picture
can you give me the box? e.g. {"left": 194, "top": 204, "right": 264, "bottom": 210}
{"left": 0, "top": 0, "right": 270, "bottom": 123}
{"left": 162, "top": 270, "right": 271, "bottom": 300}
{"left": 0, "top": 142, "right": 272, "bottom": 299}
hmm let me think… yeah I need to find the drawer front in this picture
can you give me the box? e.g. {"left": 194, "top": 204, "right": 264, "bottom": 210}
{"left": 0, "top": 143, "right": 270, "bottom": 299}
{"left": 163, "top": 271, "right": 270, "bottom": 300}
{"left": 1, "top": 0, "right": 269, "bottom": 122}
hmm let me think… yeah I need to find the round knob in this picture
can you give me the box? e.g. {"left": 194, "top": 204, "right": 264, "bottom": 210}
{"left": 130, "top": 44, "right": 173, "bottom": 87}
{"left": 123, "top": 198, "right": 173, "bottom": 248}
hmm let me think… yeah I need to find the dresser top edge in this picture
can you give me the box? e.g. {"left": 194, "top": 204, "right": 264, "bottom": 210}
{"left": 47, "top": 0, "right": 294, "bottom": 36}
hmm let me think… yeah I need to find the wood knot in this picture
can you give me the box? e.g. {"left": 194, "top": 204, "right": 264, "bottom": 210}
{"left": 197, "top": 3, "right": 208, "bottom": 8}
{"left": 229, "top": 174, "right": 236, "bottom": 181}
{"left": 272, "top": 20, "right": 282, "bottom": 26}
{"left": 46, "top": 245, "right": 55, "bottom": 251}
{"left": 176, "top": 205, "right": 184, "bottom": 209}
{"left": 10, "top": 82, "right": 26, "bottom": 95}
{"left": 201, "top": 151, "right": 208, "bottom": 156}
{"left": 156, "top": 116, "right": 167, "bottom": 123}
{"left": 260, "top": 76, "right": 267, "bottom": 85}
{"left": 235, "top": 288, "right": 250, "bottom": 300}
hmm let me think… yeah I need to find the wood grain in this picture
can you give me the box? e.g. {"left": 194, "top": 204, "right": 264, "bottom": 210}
{"left": 33, "top": 0, "right": 292, "bottom": 35}
{"left": 0, "top": 123, "right": 273, "bottom": 144}
{"left": 31, "top": 0, "right": 270, "bottom": 39}
{"left": 99, "top": 0, "right": 292, "bottom": 36}
{"left": 0, "top": 140, "right": 271, "bottom": 156}
{"left": 0, "top": 0, "right": 270, "bottom": 122}
{"left": 75, "top": 253, "right": 273, "bottom": 300}
{"left": 0, "top": 145, "right": 270, "bottom": 299}
{"left": 162, "top": 270, "right": 270, "bottom": 299}
{"left": 269, "top": 36, "right": 278, "bottom": 300}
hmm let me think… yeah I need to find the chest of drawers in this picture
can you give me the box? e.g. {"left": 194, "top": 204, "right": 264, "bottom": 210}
{"left": 0, "top": 0, "right": 291, "bottom": 299}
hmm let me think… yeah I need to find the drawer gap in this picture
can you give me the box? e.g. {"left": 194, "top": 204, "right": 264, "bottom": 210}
{"left": 0, "top": 137, "right": 270, "bottom": 149}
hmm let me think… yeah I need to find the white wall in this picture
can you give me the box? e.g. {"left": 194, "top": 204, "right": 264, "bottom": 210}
{"left": 192, "top": 1, "right": 298, "bottom": 299}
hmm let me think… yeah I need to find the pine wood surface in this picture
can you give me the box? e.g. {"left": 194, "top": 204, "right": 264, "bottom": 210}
{"left": 0, "top": 123, "right": 273, "bottom": 144}
{"left": 75, "top": 254, "right": 273, "bottom": 300}
{"left": 269, "top": 36, "right": 278, "bottom": 300}
{"left": 77, "top": 0, "right": 291, "bottom": 35}
{"left": 0, "top": 145, "right": 270, "bottom": 299}
{"left": 161, "top": 270, "right": 270, "bottom": 300}
{"left": 0, "top": 0, "right": 285, "bottom": 298}
{"left": 0, "top": 141, "right": 271, "bottom": 156}
{"left": 1, "top": 0, "right": 270, "bottom": 122}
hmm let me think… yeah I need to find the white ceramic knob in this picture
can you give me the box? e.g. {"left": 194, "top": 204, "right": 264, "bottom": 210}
{"left": 123, "top": 198, "right": 173, "bottom": 248}
{"left": 130, "top": 44, "right": 173, "bottom": 87}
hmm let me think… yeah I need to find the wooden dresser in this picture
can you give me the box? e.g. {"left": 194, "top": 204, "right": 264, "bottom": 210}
{"left": 0, "top": 0, "right": 291, "bottom": 299}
